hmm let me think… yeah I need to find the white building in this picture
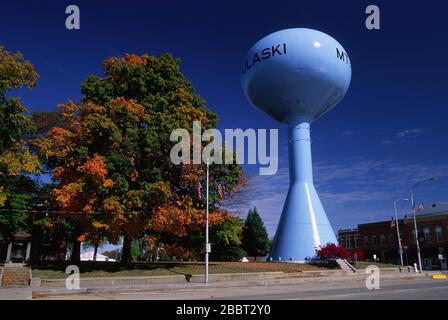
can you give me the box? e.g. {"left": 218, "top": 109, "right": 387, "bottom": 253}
{"left": 80, "top": 251, "right": 116, "bottom": 262}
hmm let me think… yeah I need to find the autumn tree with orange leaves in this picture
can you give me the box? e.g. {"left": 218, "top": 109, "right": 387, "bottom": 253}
{"left": 35, "top": 54, "right": 244, "bottom": 263}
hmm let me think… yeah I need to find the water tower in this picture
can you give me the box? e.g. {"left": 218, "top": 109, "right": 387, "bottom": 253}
{"left": 241, "top": 28, "right": 351, "bottom": 261}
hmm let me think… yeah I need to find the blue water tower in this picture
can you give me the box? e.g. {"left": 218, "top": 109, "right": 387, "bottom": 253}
{"left": 241, "top": 28, "right": 352, "bottom": 261}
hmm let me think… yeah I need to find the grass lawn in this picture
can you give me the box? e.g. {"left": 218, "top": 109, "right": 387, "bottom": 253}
{"left": 31, "top": 261, "right": 328, "bottom": 280}
{"left": 354, "top": 261, "right": 402, "bottom": 269}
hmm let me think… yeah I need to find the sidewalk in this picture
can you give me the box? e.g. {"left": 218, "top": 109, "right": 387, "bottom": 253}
{"left": 28, "top": 267, "right": 441, "bottom": 298}
{"left": 0, "top": 287, "right": 32, "bottom": 300}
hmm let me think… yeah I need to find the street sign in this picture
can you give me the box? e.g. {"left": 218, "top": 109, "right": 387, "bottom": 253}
{"left": 438, "top": 254, "right": 444, "bottom": 260}
{"left": 206, "top": 243, "right": 211, "bottom": 253}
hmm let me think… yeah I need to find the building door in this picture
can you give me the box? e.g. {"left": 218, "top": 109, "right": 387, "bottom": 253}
{"left": 440, "top": 258, "right": 447, "bottom": 270}
{"left": 423, "top": 258, "right": 432, "bottom": 270}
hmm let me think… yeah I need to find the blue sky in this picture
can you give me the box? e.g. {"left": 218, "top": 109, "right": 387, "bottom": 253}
{"left": 2, "top": 0, "right": 448, "bottom": 237}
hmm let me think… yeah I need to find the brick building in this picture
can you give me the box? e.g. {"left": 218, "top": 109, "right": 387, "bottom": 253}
{"left": 338, "top": 228, "right": 359, "bottom": 251}
{"left": 338, "top": 203, "right": 448, "bottom": 270}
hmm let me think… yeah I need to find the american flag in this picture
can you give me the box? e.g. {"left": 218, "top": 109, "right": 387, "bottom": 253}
{"left": 390, "top": 217, "right": 396, "bottom": 228}
{"left": 218, "top": 184, "right": 226, "bottom": 200}
{"left": 196, "top": 181, "right": 203, "bottom": 200}
{"left": 417, "top": 202, "right": 425, "bottom": 211}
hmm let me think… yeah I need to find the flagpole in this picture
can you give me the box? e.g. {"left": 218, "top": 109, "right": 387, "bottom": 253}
{"left": 205, "top": 159, "right": 209, "bottom": 284}
{"left": 393, "top": 199, "right": 407, "bottom": 266}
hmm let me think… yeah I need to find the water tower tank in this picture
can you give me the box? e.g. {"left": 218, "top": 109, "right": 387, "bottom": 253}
{"left": 241, "top": 28, "right": 351, "bottom": 261}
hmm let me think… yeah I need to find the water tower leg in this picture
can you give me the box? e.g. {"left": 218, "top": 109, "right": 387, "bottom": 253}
{"left": 270, "top": 122, "right": 337, "bottom": 262}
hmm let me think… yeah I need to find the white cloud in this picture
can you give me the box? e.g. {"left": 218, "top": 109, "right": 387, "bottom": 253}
{"left": 383, "top": 128, "right": 425, "bottom": 144}
{"left": 396, "top": 129, "right": 423, "bottom": 139}
{"left": 341, "top": 130, "right": 354, "bottom": 136}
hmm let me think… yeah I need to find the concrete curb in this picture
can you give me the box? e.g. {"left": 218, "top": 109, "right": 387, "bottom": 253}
{"left": 35, "top": 271, "right": 289, "bottom": 288}
{"left": 30, "top": 269, "right": 437, "bottom": 298}
{"left": 33, "top": 267, "right": 417, "bottom": 289}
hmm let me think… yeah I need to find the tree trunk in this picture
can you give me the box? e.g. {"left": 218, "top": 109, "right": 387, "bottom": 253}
{"left": 70, "top": 237, "right": 81, "bottom": 264}
{"left": 93, "top": 244, "right": 98, "bottom": 262}
{"left": 31, "top": 237, "right": 40, "bottom": 264}
{"left": 121, "top": 235, "right": 132, "bottom": 265}
{"left": 140, "top": 238, "right": 146, "bottom": 261}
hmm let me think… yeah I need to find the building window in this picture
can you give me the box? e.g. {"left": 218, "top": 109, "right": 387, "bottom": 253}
{"left": 423, "top": 258, "right": 432, "bottom": 270}
{"left": 339, "top": 237, "right": 345, "bottom": 246}
{"left": 435, "top": 227, "right": 443, "bottom": 243}
{"left": 424, "top": 228, "right": 431, "bottom": 243}
{"left": 347, "top": 236, "right": 353, "bottom": 249}
{"left": 380, "top": 234, "right": 386, "bottom": 247}
{"left": 414, "top": 229, "right": 421, "bottom": 243}
{"left": 364, "top": 236, "right": 369, "bottom": 248}
{"left": 372, "top": 235, "right": 377, "bottom": 248}
{"left": 354, "top": 236, "right": 359, "bottom": 248}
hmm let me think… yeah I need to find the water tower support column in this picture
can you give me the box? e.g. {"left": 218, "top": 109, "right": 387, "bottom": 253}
{"left": 270, "top": 122, "right": 337, "bottom": 262}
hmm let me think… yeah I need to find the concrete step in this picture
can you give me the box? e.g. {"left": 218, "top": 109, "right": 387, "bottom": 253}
{"left": 1, "top": 283, "right": 30, "bottom": 287}
{"left": 1, "top": 265, "right": 30, "bottom": 288}
{"left": 336, "top": 259, "right": 357, "bottom": 273}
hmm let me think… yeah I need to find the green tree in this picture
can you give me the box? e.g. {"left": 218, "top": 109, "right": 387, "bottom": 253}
{"left": 35, "top": 53, "right": 244, "bottom": 263}
{"left": 242, "top": 207, "right": 269, "bottom": 261}
{"left": 0, "top": 46, "right": 40, "bottom": 241}
{"left": 210, "top": 216, "right": 246, "bottom": 261}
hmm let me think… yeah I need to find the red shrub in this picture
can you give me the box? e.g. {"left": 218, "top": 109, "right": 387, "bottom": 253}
{"left": 316, "top": 243, "right": 350, "bottom": 261}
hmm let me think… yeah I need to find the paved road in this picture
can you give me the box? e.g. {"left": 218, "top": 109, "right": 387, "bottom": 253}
{"left": 31, "top": 277, "right": 448, "bottom": 300}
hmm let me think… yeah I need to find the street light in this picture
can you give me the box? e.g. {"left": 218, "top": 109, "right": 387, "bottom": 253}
{"left": 409, "top": 176, "right": 438, "bottom": 272}
{"left": 393, "top": 198, "right": 409, "bottom": 266}
{"left": 205, "top": 160, "right": 210, "bottom": 284}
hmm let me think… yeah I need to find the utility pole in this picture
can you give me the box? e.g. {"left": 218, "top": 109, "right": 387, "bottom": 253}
{"left": 410, "top": 187, "right": 423, "bottom": 273}
{"left": 409, "top": 176, "right": 437, "bottom": 273}
{"left": 204, "top": 160, "right": 210, "bottom": 284}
